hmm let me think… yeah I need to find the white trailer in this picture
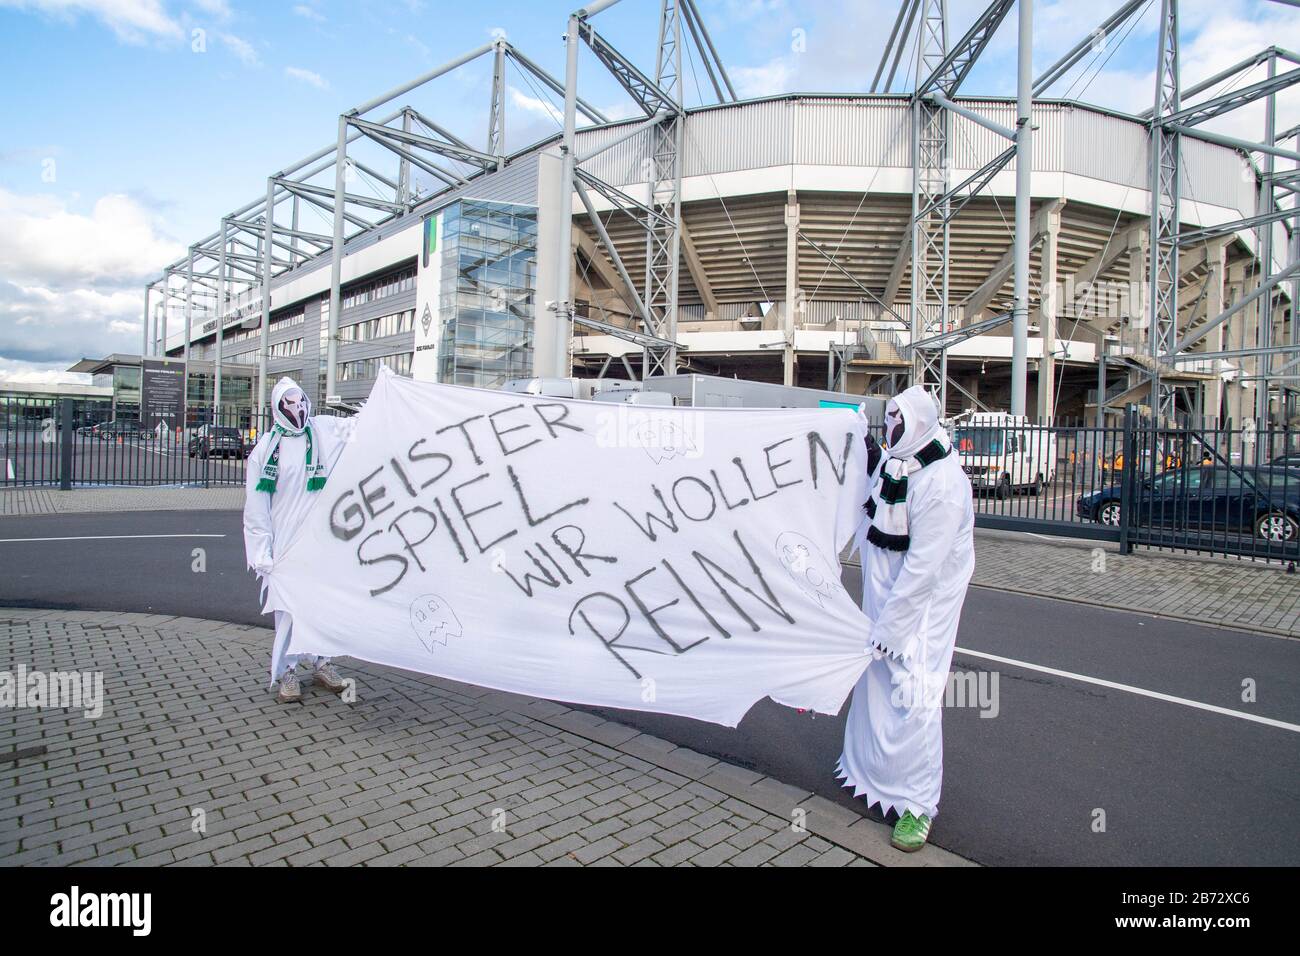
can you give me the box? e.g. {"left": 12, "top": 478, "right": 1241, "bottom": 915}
{"left": 503, "top": 374, "right": 887, "bottom": 417}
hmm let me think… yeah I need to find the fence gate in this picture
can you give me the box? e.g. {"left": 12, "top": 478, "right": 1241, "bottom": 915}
{"left": 6, "top": 395, "right": 1297, "bottom": 564}
{"left": 1, "top": 397, "right": 272, "bottom": 490}
{"left": 941, "top": 405, "right": 1299, "bottom": 565}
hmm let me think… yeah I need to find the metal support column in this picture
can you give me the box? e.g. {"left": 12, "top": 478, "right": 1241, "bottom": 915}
{"left": 783, "top": 190, "right": 799, "bottom": 386}
{"left": 397, "top": 111, "right": 412, "bottom": 206}
{"left": 642, "top": 0, "right": 683, "bottom": 378}
{"left": 488, "top": 39, "right": 507, "bottom": 163}
{"left": 160, "top": 272, "right": 170, "bottom": 357}
{"left": 325, "top": 115, "right": 349, "bottom": 403}
{"left": 141, "top": 284, "right": 152, "bottom": 358}
{"left": 1036, "top": 204, "right": 1059, "bottom": 423}
{"left": 1255, "top": 51, "right": 1278, "bottom": 426}
{"left": 183, "top": 247, "right": 194, "bottom": 374}
{"left": 910, "top": 0, "right": 951, "bottom": 395}
{"left": 555, "top": 15, "right": 581, "bottom": 379}
{"left": 1010, "top": 0, "right": 1033, "bottom": 415}
{"left": 215, "top": 219, "right": 228, "bottom": 422}
{"left": 258, "top": 177, "right": 275, "bottom": 416}
{"left": 1148, "top": 0, "right": 1181, "bottom": 423}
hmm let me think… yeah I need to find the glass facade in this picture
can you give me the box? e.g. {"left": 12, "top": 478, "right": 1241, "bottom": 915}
{"left": 338, "top": 308, "right": 415, "bottom": 343}
{"left": 111, "top": 365, "right": 141, "bottom": 422}
{"left": 342, "top": 266, "right": 416, "bottom": 309}
{"left": 185, "top": 370, "right": 255, "bottom": 427}
{"left": 438, "top": 200, "right": 538, "bottom": 389}
{"left": 338, "top": 351, "right": 412, "bottom": 381}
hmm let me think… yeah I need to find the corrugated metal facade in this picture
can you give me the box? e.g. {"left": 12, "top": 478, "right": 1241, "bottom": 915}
{"left": 573, "top": 96, "right": 1255, "bottom": 218}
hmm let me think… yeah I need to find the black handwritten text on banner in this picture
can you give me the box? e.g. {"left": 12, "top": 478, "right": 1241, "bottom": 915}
{"left": 265, "top": 369, "right": 874, "bottom": 726}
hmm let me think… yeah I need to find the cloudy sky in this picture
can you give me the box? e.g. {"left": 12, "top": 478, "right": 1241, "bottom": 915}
{"left": 1, "top": 0, "right": 1296, "bottom": 385}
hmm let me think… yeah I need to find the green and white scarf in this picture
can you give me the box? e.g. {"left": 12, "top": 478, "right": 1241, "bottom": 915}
{"left": 256, "top": 423, "right": 327, "bottom": 494}
{"left": 863, "top": 432, "right": 952, "bottom": 552}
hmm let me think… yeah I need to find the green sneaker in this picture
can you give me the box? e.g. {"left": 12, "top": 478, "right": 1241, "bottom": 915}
{"left": 891, "top": 810, "right": 932, "bottom": 852}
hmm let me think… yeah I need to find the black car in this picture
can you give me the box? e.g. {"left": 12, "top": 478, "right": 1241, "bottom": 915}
{"left": 90, "top": 419, "right": 140, "bottom": 441}
{"left": 1076, "top": 465, "right": 1300, "bottom": 542}
{"left": 188, "top": 425, "right": 245, "bottom": 459}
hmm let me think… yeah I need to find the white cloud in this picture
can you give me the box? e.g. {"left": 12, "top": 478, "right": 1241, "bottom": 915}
{"left": 0, "top": 281, "right": 145, "bottom": 364}
{"left": 0, "top": 189, "right": 181, "bottom": 289}
{"left": 0, "top": 189, "right": 182, "bottom": 368}
{"left": 731, "top": 58, "right": 796, "bottom": 98}
{"left": 217, "top": 31, "right": 259, "bottom": 66}
{"left": 191, "top": 0, "right": 229, "bottom": 20}
{"left": 508, "top": 86, "right": 562, "bottom": 123}
{"left": 0, "top": 357, "right": 92, "bottom": 386}
{"left": 284, "top": 66, "right": 329, "bottom": 90}
{"left": 0, "top": 0, "right": 183, "bottom": 42}
{"left": 292, "top": 3, "right": 324, "bottom": 22}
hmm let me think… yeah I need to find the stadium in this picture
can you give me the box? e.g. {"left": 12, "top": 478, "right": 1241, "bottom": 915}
{"left": 128, "top": 0, "right": 1295, "bottom": 431}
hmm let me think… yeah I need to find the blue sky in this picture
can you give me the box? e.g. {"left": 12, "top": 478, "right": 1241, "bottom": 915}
{"left": 1, "top": 0, "right": 1296, "bottom": 382}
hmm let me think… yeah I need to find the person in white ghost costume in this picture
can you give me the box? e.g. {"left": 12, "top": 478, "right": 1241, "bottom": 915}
{"left": 838, "top": 384, "right": 974, "bottom": 852}
{"left": 244, "top": 377, "right": 357, "bottom": 703}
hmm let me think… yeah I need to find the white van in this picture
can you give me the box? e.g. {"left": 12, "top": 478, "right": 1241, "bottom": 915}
{"left": 952, "top": 412, "right": 1056, "bottom": 498}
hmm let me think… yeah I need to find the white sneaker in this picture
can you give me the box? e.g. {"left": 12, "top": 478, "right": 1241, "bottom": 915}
{"left": 313, "top": 662, "right": 346, "bottom": 694}
{"left": 277, "top": 668, "right": 302, "bottom": 703}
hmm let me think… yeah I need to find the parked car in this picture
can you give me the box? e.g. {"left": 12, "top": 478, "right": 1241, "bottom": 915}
{"left": 188, "top": 425, "right": 245, "bottom": 459}
{"left": 1076, "top": 465, "right": 1300, "bottom": 542}
{"left": 90, "top": 419, "right": 140, "bottom": 441}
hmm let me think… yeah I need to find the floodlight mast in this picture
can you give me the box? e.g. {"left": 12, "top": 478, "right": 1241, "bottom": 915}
{"left": 552, "top": 0, "right": 732, "bottom": 381}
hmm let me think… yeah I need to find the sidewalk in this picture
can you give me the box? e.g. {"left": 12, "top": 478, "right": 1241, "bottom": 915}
{"left": 968, "top": 530, "right": 1300, "bottom": 639}
{"left": 0, "top": 486, "right": 243, "bottom": 517}
{"left": 0, "top": 609, "right": 970, "bottom": 867}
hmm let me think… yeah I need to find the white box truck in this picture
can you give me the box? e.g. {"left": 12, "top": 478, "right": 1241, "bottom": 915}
{"left": 952, "top": 411, "right": 1057, "bottom": 498}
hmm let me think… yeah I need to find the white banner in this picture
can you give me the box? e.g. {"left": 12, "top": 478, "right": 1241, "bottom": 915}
{"left": 265, "top": 369, "right": 874, "bottom": 726}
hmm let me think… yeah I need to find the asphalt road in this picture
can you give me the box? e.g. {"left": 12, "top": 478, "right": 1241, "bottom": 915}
{"left": 1, "top": 508, "right": 1297, "bottom": 866}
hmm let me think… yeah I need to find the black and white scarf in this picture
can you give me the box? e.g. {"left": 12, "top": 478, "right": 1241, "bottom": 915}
{"left": 862, "top": 432, "right": 953, "bottom": 552}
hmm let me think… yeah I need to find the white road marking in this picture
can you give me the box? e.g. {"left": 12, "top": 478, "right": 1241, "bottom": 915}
{"left": 0, "top": 534, "right": 226, "bottom": 543}
{"left": 955, "top": 646, "right": 1300, "bottom": 734}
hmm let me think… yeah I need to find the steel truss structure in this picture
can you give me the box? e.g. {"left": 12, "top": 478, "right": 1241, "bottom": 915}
{"left": 557, "top": 0, "right": 734, "bottom": 380}
{"left": 145, "top": 0, "right": 1299, "bottom": 431}
{"left": 864, "top": 0, "right": 1300, "bottom": 427}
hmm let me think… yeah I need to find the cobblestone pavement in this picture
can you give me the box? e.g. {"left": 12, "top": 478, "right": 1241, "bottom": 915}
{"left": 0, "top": 610, "right": 971, "bottom": 867}
{"left": 968, "top": 530, "right": 1300, "bottom": 638}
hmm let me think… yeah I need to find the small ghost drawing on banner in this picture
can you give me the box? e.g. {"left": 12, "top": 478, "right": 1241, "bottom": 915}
{"left": 775, "top": 531, "right": 843, "bottom": 608}
{"left": 410, "top": 594, "right": 464, "bottom": 653}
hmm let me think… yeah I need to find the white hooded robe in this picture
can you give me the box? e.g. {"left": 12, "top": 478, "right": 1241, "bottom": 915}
{"left": 243, "top": 377, "right": 355, "bottom": 684}
{"left": 837, "top": 385, "right": 975, "bottom": 819}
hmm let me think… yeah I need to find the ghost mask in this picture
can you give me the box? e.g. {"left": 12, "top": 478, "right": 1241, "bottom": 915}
{"left": 885, "top": 404, "right": 906, "bottom": 449}
{"left": 273, "top": 381, "right": 311, "bottom": 433}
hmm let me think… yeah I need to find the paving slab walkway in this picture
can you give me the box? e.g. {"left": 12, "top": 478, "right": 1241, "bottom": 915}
{"left": 966, "top": 530, "right": 1300, "bottom": 639}
{"left": 0, "top": 609, "right": 972, "bottom": 867}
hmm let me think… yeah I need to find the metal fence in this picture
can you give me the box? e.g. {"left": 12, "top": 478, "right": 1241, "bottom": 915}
{"left": 0, "top": 397, "right": 294, "bottom": 489}
{"left": 6, "top": 394, "right": 1298, "bottom": 564}
{"left": 947, "top": 408, "right": 1300, "bottom": 564}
